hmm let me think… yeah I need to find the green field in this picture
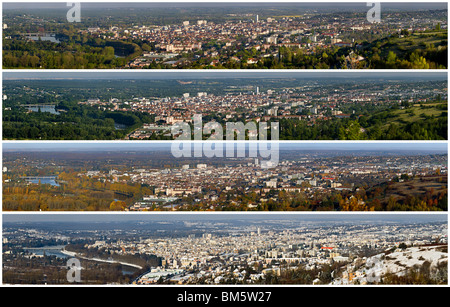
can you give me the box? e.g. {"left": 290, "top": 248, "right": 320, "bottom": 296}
{"left": 363, "top": 30, "right": 448, "bottom": 69}
{"left": 383, "top": 102, "right": 447, "bottom": 127}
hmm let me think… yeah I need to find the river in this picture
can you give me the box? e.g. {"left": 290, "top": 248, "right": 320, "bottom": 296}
{"left": 27, "top": 34, "right": 61, "bottom": 43}
{"left": 25, "top": 245, "right": 68, "bottom": 258}
{"left": 60, "top": 249, "right": 142, "bottom": 275}
{"left": 25, "top": 176, "right": 60, "bottom": 187}
{"left": 26, "top": 105, "right": 60, "bottom": 115}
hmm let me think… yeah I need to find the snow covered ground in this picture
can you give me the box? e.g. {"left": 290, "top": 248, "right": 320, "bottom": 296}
{"left": 331, "top": 245, "right": 447, "bottom": 285}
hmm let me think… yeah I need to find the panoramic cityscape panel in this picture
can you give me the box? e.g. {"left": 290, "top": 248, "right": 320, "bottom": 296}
{"left": 2, "top": 2, "right": 447, "bottom": 69}
{"left": 2, "top": 142, "right": 447, "bottom": 212}
{"left": 2, "top": 213, "right": 447, "bottom": 285}
{"left": 2, "top": 71, "right": 448, "bottom": 141}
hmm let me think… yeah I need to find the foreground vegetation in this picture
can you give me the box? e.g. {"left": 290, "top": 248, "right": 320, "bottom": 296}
{"left": 3, "top": 171, "right": 447, "bottom": 211}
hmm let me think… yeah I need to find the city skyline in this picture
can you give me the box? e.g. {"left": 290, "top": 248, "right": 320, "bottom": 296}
{"left": 3, "top": 212, "right": 448, "bottom": 224}
{"left": 4, "top": 2, "right": 448, "bottom": 11}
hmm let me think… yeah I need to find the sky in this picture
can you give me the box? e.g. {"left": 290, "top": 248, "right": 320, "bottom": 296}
{"left": 3, "top": 71, "right": 448, "bottom": 81}
{"left": 3, "top": 2, "right": 448, "bottom": 11}
{"left": 2, "top": 141, "right": 448, "bottom": 153}
{"left": 2, "top": 212, "right": 448, "bottom": 224}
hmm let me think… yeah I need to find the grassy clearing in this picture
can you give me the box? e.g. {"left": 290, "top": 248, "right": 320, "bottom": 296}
{"left": 381, "top": 102, "right": 447, "bottom": 127}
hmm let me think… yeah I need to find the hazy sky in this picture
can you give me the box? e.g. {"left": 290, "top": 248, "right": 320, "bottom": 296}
{"left": 3, "top": 2, "right": 448, "bottom": 11}
{"left": 2, "top": 212, "right": 448, "bottom": 224}
{"left": 3, "top": 71, "right": 448, "bottom": 81}
{"left": 2, "top": 141, "right": 448, "bottom": 152}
